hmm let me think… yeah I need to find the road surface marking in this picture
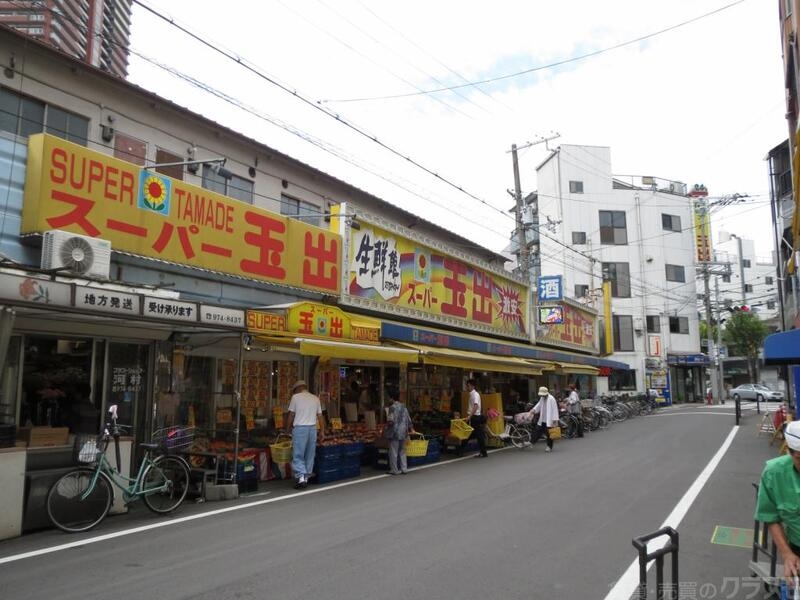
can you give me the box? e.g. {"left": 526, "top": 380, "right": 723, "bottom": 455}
{"left": 603, "top": 426, "right": 739, "bottom": 600}
{"left": 0, "top": 449, "right": 492, "bottom": 565}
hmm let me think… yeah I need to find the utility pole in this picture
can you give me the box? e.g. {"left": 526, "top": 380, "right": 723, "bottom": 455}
{"left": 715, "top": 276, "right": 725, "bottom": 404}
{"left": 509, "top": 133, "right": 559, "bottom": 341}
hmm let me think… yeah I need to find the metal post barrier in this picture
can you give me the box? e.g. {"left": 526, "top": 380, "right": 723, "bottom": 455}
{"left": 632, "top": 526, "right": 679, "bottom": 600}
{"left": 735, "top": 397, "right": 741, "bottom": 426}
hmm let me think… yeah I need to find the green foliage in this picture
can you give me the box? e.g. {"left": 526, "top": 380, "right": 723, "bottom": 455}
{"left": 722, "top": 311, "right": 768, "bottom": 359}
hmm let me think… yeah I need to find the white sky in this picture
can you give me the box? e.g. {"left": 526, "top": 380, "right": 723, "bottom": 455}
{"left": 127, "top": 0, "right": 785, "bottom": 259}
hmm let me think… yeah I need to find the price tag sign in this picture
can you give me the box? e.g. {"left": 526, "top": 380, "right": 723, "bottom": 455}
{"left": 330, "top": 417, "right": 343, "bottom": 431}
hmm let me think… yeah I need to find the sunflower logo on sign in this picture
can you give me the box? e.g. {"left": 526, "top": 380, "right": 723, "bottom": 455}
{"left": 138, "top": 171, "right": 171, "bottom": 215}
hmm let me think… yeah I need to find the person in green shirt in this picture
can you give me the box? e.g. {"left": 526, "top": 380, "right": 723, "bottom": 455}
{"left": 755, "top": 419, "right": 800, "bottom": 578}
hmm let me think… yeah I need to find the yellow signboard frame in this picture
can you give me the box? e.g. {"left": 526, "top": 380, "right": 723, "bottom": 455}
{"left": 22, "top": 134, "right": 341, "bottom": 294}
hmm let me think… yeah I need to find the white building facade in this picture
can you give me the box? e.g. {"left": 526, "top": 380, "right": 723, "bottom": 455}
{"left": 533, "top": 144, "right": 704, "bottom": 402}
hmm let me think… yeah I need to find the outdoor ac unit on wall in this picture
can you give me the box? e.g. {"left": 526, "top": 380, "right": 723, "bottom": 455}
{"left": 40, "top": 230, "right": 112, "bottom": 278}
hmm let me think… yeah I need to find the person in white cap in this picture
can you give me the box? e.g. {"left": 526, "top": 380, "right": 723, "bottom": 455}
{"left": 756, "top": 419, "right": 800, "bottom": 578}
{"left": 528, "top": 386, "right": 560, "bottom": 452}
{"left": 285, "top": 380, "right": 325, "bottom": 489}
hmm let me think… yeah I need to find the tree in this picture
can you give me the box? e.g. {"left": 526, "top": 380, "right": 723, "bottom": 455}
{"left": 721, "top": 310, "right": 769, "bottom": 382}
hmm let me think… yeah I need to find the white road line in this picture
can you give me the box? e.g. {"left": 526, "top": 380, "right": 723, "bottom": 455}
{"left": 603, "top": 425, "right": 739, "bottom": 600}
{"left": 0, "top": 449, "right": 490, "bottom": 565}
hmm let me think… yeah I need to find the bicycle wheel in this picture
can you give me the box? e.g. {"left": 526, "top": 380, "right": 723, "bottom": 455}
{"left": 509, "top": 425, "right": 530, "bottom": 448}
{"left": 47, "top": 467, "right": 113, "bottom": 533}
{"left": 142, "top": 455, "right": 190, "bottom": 514}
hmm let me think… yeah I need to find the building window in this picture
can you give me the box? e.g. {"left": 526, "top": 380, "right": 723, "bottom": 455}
{"left": 767, "top": 300, "right": 776, "bottom": 310}
{"left": 608, "top": 368, "right": 636, "bottom": 391}
{"left": 0, "top": 86, "right": 88, "bottom": 144}
{"left": 669, "top": 316, "right": 689, "bottom": 334}
{"left": 744, "top": 284, "right": 753, "bottom": 293}
{"left": 765, "top": 276, "right": 774, "bottom": 285}
{"left": 574, "top": 284, "right": 589, "bottom": 299}
{"left": 281, "top": 194, "right": 322, "bottom": 227}
{"left": 722, "top": 274, "right": 731, "bottom": 283}
{"left": 155, "top": 148, "right": 183, "bottom": 181}
{"left": 612, "top": 315, "right": 634, "bottom": 351}
{"left": 572, "top": 231, "right": 586, "bottom": 245}
{"left": 646, "top": 315, "right": 661, "bottom": 333}
{"left": 662, "top": 213, "right": 681, "bottom": 232}
{"left": 202, "top": 165, "right": 254, "bottom": 204}
{"left": 742, "top": 259, "right": 751, "bottom": 268}
{"left": 569, "top": 180, "right": 584, "bottom": 193}
{"left": 114, "top": 132, "right": 146, "bottom": 165}
{"left": 602, "top": 262, "right": 631, "bottom": 298}
{"left": 599, "top": 210, "right": 628, "bottom": 245}
{"left": 665, "top": 264, "right": 685, "bottom": 283}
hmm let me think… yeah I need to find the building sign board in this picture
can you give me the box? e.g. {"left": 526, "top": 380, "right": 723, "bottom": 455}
{"left": 535, "top": 301, "right": 597, "bottom": 353}
{"left": 74, "top": 285, "right": 140, "bottom": 316}
{"left": 21, "top": 134, "right": 341, "bottom": 295}
{"left": 693, "top": 198, "right": 712, "bottom": 263}
{"left": 200, "top": 305, "right": 246, "bottom": 328}
{"left": 341, "top": 221, "right": 528, "bottom": 339}
{"left": 2, "top": 273, "right": 72, "bottom": 306}
{"left": 538, "top": 275, "right": 563, "bottom": 302}
{"left": 247, "top": 302, "right": 381, "bottom": 342}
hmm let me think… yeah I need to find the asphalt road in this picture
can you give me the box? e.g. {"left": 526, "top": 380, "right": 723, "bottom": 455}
{"left": 0, "top": 404, "right": 779, "bottom": 600}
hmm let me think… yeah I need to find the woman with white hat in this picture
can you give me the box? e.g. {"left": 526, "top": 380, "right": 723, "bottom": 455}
{"left": 529, "top": 386, "right": 560, "bottom": 452}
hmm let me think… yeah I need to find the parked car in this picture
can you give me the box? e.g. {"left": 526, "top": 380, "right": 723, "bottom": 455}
{"left": 729, "top": 384, "right": 784, "bottom": 402}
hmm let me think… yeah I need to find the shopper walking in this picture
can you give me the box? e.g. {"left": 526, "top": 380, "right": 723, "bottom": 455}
{"left": 529, "top": 386, "right": 560, "bottom": 452}
{"left": 464, "top": 378, "right": 488, "bottom": 458}
{"left": 566, "top": 383, "right": 584, "bottom": 438}
{"left": 386, "top": 394, "right": 415, "bottom": 475}
{"left": 285, "top": 380, "right": 325, "bottom": 489}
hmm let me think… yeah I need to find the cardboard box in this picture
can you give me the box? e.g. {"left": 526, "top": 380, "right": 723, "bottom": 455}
{"left": 16, "top": 426, "right": 70, "bottom": 447}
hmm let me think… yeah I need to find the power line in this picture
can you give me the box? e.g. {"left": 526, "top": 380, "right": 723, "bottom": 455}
{"left": 323, "top": 0, "right": 748, "bottom": 103}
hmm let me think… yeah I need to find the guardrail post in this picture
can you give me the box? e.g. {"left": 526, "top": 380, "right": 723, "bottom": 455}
{"left": 632, "top": 526, "right": 679, "bottom": 599}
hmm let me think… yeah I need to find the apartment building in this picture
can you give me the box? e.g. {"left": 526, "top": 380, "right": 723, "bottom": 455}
{"left": 531, "top": 144, "right": 703, "bottom": 402}
{"left": 0, "top": 0, "right": 132, "bottom": 77}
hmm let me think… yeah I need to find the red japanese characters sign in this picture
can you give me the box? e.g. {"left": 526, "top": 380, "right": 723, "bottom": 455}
{"left": 342, "top": 222, "right": 529, "bottom": 339}
{"left": 536, "top": 300, "right": 597, "bottom": 353}
{"left": 22, "top": 134, "right": 341, "bottom": 294}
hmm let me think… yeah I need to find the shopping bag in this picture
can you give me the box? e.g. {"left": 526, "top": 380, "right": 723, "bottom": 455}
{"left": 548, "top": 426, "right": 562, "bottom": 440}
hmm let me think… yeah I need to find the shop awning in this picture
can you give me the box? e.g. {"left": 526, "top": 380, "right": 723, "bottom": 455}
{"left": 763, "top": 329, "right": 800, "bottom": 365}
{"left": 295, "top": 338, "right": 420, "bottom": 363}
{"left": 397, "top": 342, "right": 544, "bottom": 375}
{"left": 552, "top": 362, "right": 599, "bottom": 375}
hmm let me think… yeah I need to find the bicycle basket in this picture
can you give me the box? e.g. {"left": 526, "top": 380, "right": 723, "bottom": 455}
{"left": 152, "top": 426, "right": 195, "bottom": 451}
{"left": 73, "top": 433, "right": 103, "bottom": 464}
{"left": 269, "top": 433, "right": 292, "bottom": 464}
{"left": 405, "top": 434, "right": 428, "bottom": 457}
{"left": 450, "top": 419, "right": 474, "bottom": 441}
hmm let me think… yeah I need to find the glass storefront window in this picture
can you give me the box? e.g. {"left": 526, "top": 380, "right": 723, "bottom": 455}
{"left": 20, "top": 336, "right": 94, "bottom": 430}
{"left": 0, "top": 336, "right": 20, "bottom": 425}
{"left": 105, "top": 342, "right": 149, "bottom": 439}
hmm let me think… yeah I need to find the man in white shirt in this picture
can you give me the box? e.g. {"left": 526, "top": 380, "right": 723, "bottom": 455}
{"left": 566, "top": 383, "right": 583, "bottom": 438}
{"left": 464, "top": 378, "right": 488, "bottom": 458}
{"left": 285, "top": 380, "right": 325, "bottom": 489}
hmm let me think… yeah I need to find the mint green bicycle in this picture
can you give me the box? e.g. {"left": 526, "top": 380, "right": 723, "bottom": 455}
{"left": 46, "top": 405, "right": 192, "bottom": 533}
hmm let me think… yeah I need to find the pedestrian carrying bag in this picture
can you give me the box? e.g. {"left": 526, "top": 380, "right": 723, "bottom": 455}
{"left": 382, "top": 423, "right": 394, "bottom": 439}
{"left": 548, "top": 426, "right": 562, "bottom": 440}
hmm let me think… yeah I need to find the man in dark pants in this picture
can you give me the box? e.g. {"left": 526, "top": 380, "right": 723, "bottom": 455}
{"left": 464, "top": 378, "right": 487, "bottom": 458}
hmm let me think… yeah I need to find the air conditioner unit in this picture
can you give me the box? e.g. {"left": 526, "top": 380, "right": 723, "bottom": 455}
{"left": 41, "top": 230, "right": 112, "bottom": 278}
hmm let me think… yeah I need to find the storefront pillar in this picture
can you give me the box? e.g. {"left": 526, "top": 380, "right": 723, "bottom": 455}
{"left": 0, "top": 446, "right": 25, "bottom": 540}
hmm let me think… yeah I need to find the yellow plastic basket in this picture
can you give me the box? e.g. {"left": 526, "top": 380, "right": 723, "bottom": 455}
{"left": 450, "top": 418, "right": 474, "bottom": 441}
{"left": 405, "top": 434, "right": 429, "bottom": 457}
{"left": 270, "top": 433, "right": 293, "bottom": 463}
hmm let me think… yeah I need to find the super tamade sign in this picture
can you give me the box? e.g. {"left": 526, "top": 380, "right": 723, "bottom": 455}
{"left": 21, "top": 134, "right": 342, "bottom": 294}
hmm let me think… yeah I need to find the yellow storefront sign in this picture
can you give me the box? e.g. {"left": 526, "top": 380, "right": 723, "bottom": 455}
{"left": 247, "top": 302, "right": 380, "bottom": 342}
{"left": 537, "top": 300, "right": 597, "bottom": 354}
{"left": 21, "top": 134, "right": 341, "bottom": 294}
{"left": 343, "top": 221, "right": 529, "bottom": 339}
